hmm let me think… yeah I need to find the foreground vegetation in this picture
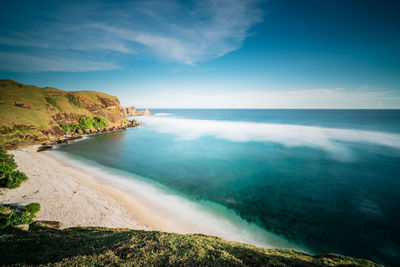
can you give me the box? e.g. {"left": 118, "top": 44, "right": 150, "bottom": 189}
{"left": 0, "top": 203, "right": 41, "bottom": 230}
{"left": 0, "top": 223, "right": 379, "bottom": 266}
{"left": 0, "top": 146, "right": 27, "bottom": 188}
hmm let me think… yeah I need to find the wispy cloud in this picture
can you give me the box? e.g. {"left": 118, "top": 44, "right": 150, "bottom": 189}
{"left": 0, "top": 0, "right": 263, "bottom": 72}
{"left": 0, "top": 52, "right": 117, "bottom": 72}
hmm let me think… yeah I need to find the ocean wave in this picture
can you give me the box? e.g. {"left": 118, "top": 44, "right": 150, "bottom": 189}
{"left": 154, "top": 113, "right": 172, "bottom": 116}
{"left": 136, "top": 116, "right": 400, "bottom": 159}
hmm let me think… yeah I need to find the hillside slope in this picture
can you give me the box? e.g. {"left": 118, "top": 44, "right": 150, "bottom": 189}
{"left": 0, "top": 79, "right": 133, "bottom": 149}
{"left": 0, "top": 222, "right": 380, "bottom": 266}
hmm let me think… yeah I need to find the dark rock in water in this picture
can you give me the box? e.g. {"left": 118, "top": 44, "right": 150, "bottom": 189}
{"left": 37, "top": 145, "right": 53, "bottom": 152}
{"left": 127, "top": 119, "right": 139, "bottom": 127}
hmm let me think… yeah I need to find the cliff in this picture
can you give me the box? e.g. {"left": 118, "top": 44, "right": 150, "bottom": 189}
{"left": 0, "top": 79, "right": 139, "bottom": 149}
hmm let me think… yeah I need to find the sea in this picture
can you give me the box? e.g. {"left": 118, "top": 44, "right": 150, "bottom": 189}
{"left": 53, "top": 109, "right": 400, "bottom": 265}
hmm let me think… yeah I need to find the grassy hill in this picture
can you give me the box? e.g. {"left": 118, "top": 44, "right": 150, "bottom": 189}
{"left": 0, "top": 222, "right": 380, "bottom": 266}
{"left": 0, "top": 79, "right": 130, "bottom": 149}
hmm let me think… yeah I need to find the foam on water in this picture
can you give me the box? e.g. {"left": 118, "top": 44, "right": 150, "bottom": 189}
{"left": 137, "top": 116, "right": 400, "bottom": 160}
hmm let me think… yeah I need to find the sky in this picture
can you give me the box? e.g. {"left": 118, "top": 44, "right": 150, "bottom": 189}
{"left": 0, "top": 0, "right": 399, "bottom": 108}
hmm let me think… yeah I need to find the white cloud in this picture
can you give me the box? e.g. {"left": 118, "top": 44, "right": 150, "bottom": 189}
{"left": 0, "top": 0, "right": 263, "bottom": 71}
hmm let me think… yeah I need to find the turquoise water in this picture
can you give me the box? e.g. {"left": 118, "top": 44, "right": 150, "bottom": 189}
{"left": 56, "top": 109, "right": 400, "bottom": 265}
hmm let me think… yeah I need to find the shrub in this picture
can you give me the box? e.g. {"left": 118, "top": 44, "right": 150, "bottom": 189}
{"left": 25, "top": 203, "right": 41, "bottom": 217}
{"left": 60, "top": 124, "right": 69, "bottom": 132}
{"left": 79, "top": 116, "right": 94, "bottom": 129}
{"left": 4, "top": 170, "right": 28, "bottom": 189}
{"left": 67, "top": 95, "right": 82, "bottom": 107}
{"left": 71, "top": 124, "right": 81, "bottom": 132}
{"left": 0, "top": 146, "right": 28, "bottom": 189}
{"left": 93, "top": 116, "right": 109, "bottom": 129}
{"left": 45, "top": 97, "right": 61, "bottom": 111}
{"left": 60, "top": 116, "right": 109, "bottom": 133}
{"left": 61, "top": 124, "right": 82, "bottom": 133}
{"left": 0, "top": 206, "right": 10, "bottom": 215}
{"left": 0, "top": 204, "right": 38, "bottom": 229}
{"left": 0, "top": 163, "right": 14, "bottom": 178}
{"left": 0, "top": 146, "right": 17, "bottom": 168}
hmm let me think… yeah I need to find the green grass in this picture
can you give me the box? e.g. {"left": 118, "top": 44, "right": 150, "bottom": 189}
{"left": 0, "top": 224, "right": 380, "bottom": 266}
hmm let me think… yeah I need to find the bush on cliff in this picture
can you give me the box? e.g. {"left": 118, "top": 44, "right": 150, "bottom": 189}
{"left": 0, "top": 203, "right": 41, "bottom": 230}
{"left": 45, "top": 97, "right": 61, "bottom": 111}
{"left": 79, "top": 116, "right": 94, "bottom": 129}
{"left": 93, "top": 116, "right": 109, "bottom": 129}
{"left": 0, "top": 146, "right": 28, "bottom": 189}
{"left": 61, "top": 116, "right": 109, "bottom": 133}
{"left": 66, "top": 95, "right": 82, "bottom": 107}
{"left": 61, "top": 124, "right": 81, "bottom": 133}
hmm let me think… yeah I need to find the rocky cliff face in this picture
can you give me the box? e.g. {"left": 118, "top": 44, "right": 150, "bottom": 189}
{"left": 0, "top": 79, "right": 140, "bottom": 149}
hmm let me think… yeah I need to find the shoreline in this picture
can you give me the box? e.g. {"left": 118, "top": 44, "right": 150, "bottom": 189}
{"left": 0, "top": 144, "right": 303, "bottom": 251}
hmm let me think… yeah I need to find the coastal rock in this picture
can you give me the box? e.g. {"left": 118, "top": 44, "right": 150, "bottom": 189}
{"left": 128, "top": 119, "right": 139, "bottom": 127}
{"left": 40, "top": 126, "right": 65, "bottom": 141}
{"left": 122, "top": 106, "right": 152, "bottom": 116}
{"left": 142, "top": 108, "right": 151, "bottom": 115}
{"left": 123, "top": 106, "right": 137, "bottom": 116}
{"left": 37, "top": 144, "right": 53, "bottom": 152}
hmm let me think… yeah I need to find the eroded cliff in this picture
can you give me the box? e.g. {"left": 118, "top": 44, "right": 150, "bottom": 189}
{"left": 0, "top": 79, "right": 139, "bottom": 149}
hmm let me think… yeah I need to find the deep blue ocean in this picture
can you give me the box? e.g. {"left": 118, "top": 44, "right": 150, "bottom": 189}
{"left": 56, "top": 109, "right": 400, "bottom": 265}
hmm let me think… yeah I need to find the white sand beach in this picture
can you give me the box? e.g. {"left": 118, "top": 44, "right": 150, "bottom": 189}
{"left": 0, "top": 147, "right": 149, "bottom": 230}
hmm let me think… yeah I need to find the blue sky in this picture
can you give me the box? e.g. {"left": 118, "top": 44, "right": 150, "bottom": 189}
{"left": 0, "top": 0, "right": 399, "bottom": 108}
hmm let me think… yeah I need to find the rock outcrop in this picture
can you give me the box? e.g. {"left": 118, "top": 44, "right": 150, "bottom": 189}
{"left": 123, "top": 106, "right": 152, "bottom": 116}
{"left": 123, "top": 106, "right": 136, "bottom": 116}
